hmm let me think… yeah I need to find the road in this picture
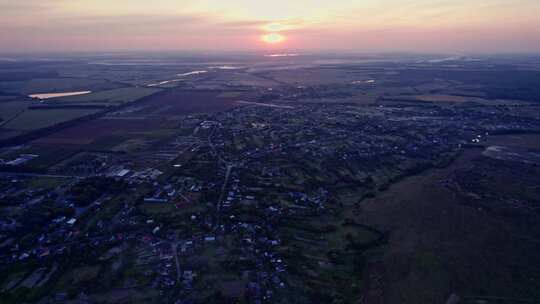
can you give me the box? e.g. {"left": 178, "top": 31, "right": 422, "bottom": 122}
{"left": 207, "top": 124, "right": 235, "bottom": 225}
{"left": 217, "top": 164, "right": 233, "bottom": 215}
{"left": 0, "top": 172, "right": 81, "bottom": 179}
{"left": 172, "top": 241, "right": 182, "bottom": 282}
{"left": 207, "top": 125, "right": 228, "bottom": 165}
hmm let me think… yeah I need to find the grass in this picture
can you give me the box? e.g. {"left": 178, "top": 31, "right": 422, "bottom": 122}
{"left": 27, "top": 176, "right": 70, "bottom": 189}
{"left": 55, "top": 265, "right": 101, "bottom": 291}
{"left": 0, "top": 100, "right": 34, "bottom": 122}
{"left": 0, "top": 129, "right": 22, "bottom": 140}
{"left": 336, "top": 188, "right": 368, "bottom": 205}
{"left": 139, "top": 202, "right": 175, "bottom": 215}
{"left": 3, "top": 108, "right": 100, "bottom": 131}
{"left": 139, "top": 201, "right": 207, "bottom": 220}
{"left": 23, "top": 146, "right": 78, "bottom": 170}
{"left": 49, "top": 87, "right": 161, "bottom": 106}
{"left": 217, "top": 91, "right": 242, "bottom": 98}
{"left": 111, "top": 138, "right": 149, "bottom": 152}
{"left": 0, "top": 95, "right": 19, "bottom": 101}
{"left": 1, "top": 271, "right": 27, "bottom": 292}
{"left": 0, "top": 78, "right": 120, "bottom": 95}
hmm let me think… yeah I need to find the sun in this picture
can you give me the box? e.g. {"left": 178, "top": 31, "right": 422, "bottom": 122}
{"left": 262, "top": 23, "right": 290, "bottom": 32}
{"left": 261, "top": 33, "right": 285, "bottom": 44}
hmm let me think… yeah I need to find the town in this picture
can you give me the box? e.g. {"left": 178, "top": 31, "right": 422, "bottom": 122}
{"left": 1, "top": 53, "right": 540, "bottom": 303}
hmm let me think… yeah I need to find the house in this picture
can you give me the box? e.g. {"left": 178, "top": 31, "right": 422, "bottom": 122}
{"left": 66, "top": 218, "right": 77, "bottom": 225}
{"left": 144, "top": 197, "right": 168, "bottom": 203}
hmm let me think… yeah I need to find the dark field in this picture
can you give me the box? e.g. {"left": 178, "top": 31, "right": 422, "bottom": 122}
{"left": 33, "top": 90, "right": 245, "bottom": 148}
{"left": 138, "top": 90, "right": 242, "bottom": 115}
{"left": 358, "top": 134, "right": 540, "bottom": 304}
{"left": 34, "top": 118, "right": 166, "bottom": 147}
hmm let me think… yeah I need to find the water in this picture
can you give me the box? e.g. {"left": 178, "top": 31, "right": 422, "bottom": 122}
{"left": 147, "top": 70, "right": 207, "bottom": 87}
{"left": 177, "top": 70, "right": 207, "bottom": 76}
{"left": 29, "top": 91, "right": 92, "bottom": 100}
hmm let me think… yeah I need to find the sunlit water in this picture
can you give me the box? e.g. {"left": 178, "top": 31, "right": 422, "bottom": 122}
{"left": 148, "top": 70, "right": 207, "bottom": 86}
{"left": 29, "top": 91, "right": 92, "bottom": 100}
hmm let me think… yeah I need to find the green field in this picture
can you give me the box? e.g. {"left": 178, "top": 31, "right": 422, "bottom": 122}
{"left": 0, "top": 100, "right": 34, "bottom": 122}
{"left": 26, "top": 176, "right": 71, "bottom": 189}
{"left": 0, "top": 130, "right": 22, "bottom": 140}
{"left": 0, "top": 78, "right": 121, "bottom": 95}
{"left": 0, "top": 95, "right": 18, "bottom": 101}
{"left": 3, "top": 108, "right": 101, "bottom": 131}
{"left": 49, "top": 87, "right": 161, "bottom": 106}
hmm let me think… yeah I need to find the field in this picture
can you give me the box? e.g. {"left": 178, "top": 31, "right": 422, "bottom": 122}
{"left": 0, "top": 130, "right": 22, "bottom": 140}
{"left": 0, "top": 95, "right": 19, "bottom": 102}
{"left": 386, "top": 69, "right": 540, "bottom": 101}
{"left": 413, "top": 94, "right": 482, "bottom": 103}
{"left": 190, "top": 70, "right": 278, "bottom": 88}
{"left": 0, "top": 77, "right": 122, "bottom": 96}
{"left": 3, "top": 108, "right": 101, "bottom": 131}
{"left": 382, "top": 94, "right": 533, "bottom": 106}
{"left": 0, "top": 100, "right": 35, "bottom": 123}
{"left": 0, "top": 88, "right": 236, "bottom": 141}
{"left": 138, "top": 90, "right": 241, "bottom": 115}
{"left": 259, "top": 67, "right": 372, "bottom": 86}
{"left": 48, "top": 87, "right": 161, "bottom": 106}
{"left": 34, "top": 117, "right": 165, "bottom": 147}
{"left": 0, "top": 143, "right": 80, "bottom": 170}
{"left": 357, "top": 134, "right": 540, "bottom": 304}
{"left": 0, "top": 77, "right": 162, "bottom": 141}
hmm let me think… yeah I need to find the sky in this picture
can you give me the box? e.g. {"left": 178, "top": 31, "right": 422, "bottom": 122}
{"left": 1, "top": 0, "right": 539, "bottom": 53}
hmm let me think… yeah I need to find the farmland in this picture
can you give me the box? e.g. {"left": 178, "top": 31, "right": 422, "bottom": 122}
{"left": 34, "top": 117, "right": 166, "bottom": 147}
{"left": 3, "top": 109, "right": 102, "bottom": 131}
{"left": 47, "top": 87, "right": 161, "bottom": 106}
{"left": 137, "top": 89, "right": 241, "bottom": 115}
{"left": 31, "top": 89, "right": 246, "bottom": 151}
{"left": 0, "top": 77, "right": 122, "bottom": 96}
{"left": 0, "top": 69, "right": 163, "bottom": 141}
{"left": 0, "top": 100, "right": 35, "bottom": 124}
{"left": 357, "top": 134, "right": 540, "bottom": 304}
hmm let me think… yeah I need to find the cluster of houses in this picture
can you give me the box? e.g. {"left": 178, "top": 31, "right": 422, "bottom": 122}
{"left": 2, "top": 95, "right": 540, "bottom": 302}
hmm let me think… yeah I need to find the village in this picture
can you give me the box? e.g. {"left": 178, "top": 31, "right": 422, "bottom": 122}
{"left": 2, "top": 92, "right": 540, "bottom": 303}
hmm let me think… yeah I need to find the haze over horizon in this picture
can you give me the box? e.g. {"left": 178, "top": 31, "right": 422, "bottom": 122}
{"left": 1, "top": 0, "right": 540, "bottom": 54}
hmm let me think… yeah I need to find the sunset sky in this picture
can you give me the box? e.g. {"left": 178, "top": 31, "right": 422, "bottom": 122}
{"left": 1, "top": 0, "right": 539, "bottom": 53}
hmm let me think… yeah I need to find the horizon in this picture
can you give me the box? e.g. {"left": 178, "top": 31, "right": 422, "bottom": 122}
{"left": 1, "top": 0, "right": 540, "bottom": 53}
{"left": 2, "top": 50, "right": 540, "bottom": 58}
{"left": 2, "top": 3, "right": 540, "bottom": 303}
